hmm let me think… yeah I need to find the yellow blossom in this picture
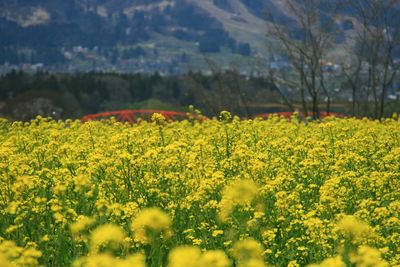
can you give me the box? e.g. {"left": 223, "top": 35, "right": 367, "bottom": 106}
{"left": 212, "top": 230, "right": 224, "bottom": 237}
{"left": 307, "top": 256, "right": 345, "bottom": 267}
{"left": 168, "top": 246, "right": 202, "bottom": 267}
{"left": 231, "top": 238, "right": 264, "bottom": 263}
{"left": 351, "top": 246, "right": 389, "bottom": 267}
{"left": 131, "top": 207, "right": 172, "bottom": 244}
{"left": 90, "top": 224, "right": 126, "bottom": 252}
{"left": 70, "top": 216, "right": 96, "bottom": 235}
{"left": 199, "top": 250, "right": 231, "bottom": 267}
{"left": 336, "top": 215, "right": 372, "bottom": 239}
{"left": 219, "top": 179, "right": 259, "bottom": 222}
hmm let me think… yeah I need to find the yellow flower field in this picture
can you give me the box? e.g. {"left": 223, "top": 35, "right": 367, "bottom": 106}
{"left": 0, "top": 114, "right": 399, "bottom": 267}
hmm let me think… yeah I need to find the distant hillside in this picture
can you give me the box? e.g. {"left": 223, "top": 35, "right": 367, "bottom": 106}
{"left": 0, "top": 0, "right": 393, "bottom": 73}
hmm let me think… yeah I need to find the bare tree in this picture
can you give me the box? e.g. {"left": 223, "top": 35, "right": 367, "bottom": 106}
{"left": 339, "top": 49, "right": 364, "bottom": 116}
{"left": 266, "top": 0, "right": 339, "bottom": 118}
{"left": 183, "top": 58, "right": 254, "bottom": 117}
{"left": 347, "top": 0, "right": 400, "bottom": 118}
{"left": 203, "top": 58, "right": 252, "bottom": 117}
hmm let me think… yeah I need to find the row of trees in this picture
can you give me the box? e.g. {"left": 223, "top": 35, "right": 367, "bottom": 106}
{"left": 266, "top": 0, "right": 400, "bottom": 119}
{"left": 0, "top": 67, "right": 399, "bottom": 121}
{"left": 0, "top": 70, "right": 282, "bottom": 120}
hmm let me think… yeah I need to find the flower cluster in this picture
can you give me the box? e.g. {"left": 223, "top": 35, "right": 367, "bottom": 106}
{"left": 0, "top": 115, "right": 399, "bottom": 266}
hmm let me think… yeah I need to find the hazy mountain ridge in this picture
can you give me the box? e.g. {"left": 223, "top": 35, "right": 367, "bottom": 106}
{"left": 0, "top": 0, "right": 273, "bottom": 44}
{"left": 0, "top": 0, "right": 373, "bottom": 72}
{"left": 0, "top": 0, "right": 251, "bottom": 70}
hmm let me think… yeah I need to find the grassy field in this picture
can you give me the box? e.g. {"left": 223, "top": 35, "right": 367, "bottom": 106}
{"left": 0, "top": 113, "right": 399, "bottom": 266}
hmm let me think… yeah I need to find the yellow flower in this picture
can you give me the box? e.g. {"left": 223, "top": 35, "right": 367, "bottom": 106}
{"left": 212, "top": 230, "right": 224, "bottom": 237}
{"left": 90, "top": 224, "right": 126, "bottom": 252}
{"left": 0, "top": 253, "right": 11, "bottom": 267}
{"left": 151, "top": 113, "right": 166, "bottom": 124}
{"left": 73, "top": 253, "right": 115, "bottom": 267}
{"left": 307, "top": 256, "right": 345, "bottom": 267}
{"left": 21, "top": 247, "right": 42, "bottom": 258}
{"left": 73, "top": 174, "right": 91, "bottom": 192}
{"left": 237, "top": 258, "right": 268, "bottom": 267}
{"left": 219, "top": 179, "right": 259, "bottom": 222}
{"left": 53, "top": 212, "right": 67, "bottom": 224}
{"left": 40, "top": 235, "right": 50, "bottom": 242}
{"left": 115, "top": 253, "right": 146, "bottom": 267}
{"left": 219, "top": 111, "right": 232, "bottom": 122}
{"left": 2, "top": 110, "right": 400, "bottom": 265}
{"left": 131, "top": 207, "right": 172, "bottom": 244}
{"left": 192, "top": 238, "right": 202, "bottom": 246}
{"left": 261, "top": 230, "right": 276, "bottom": 246}
{"left": 336, "top": 215, "right": 372, "bottom": 239}
{"left": 287, "top": 260, "right": 300, "bottom": 267}
{"left": 199, "top": 250, "right": 231, "bottom": 267}
{"left": 351, "top": 246, "right": 389, "bottom": 267}
{"left": 70, "top": 216, "right": 96, "bottom": 235}
{"left": 231, "top": 238, "right": 264, "bottom": 263}
{"left": 6, "top": 225, "right": 20, "bottom": 234}
{"left": 0, "top": 240, "right": 42, "bottom": 267}
{"left": 74, "top": 253, "right": 145, "bottom": 267}
{"left": 168, "top": 246, "right": 202, "bottom": 267}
